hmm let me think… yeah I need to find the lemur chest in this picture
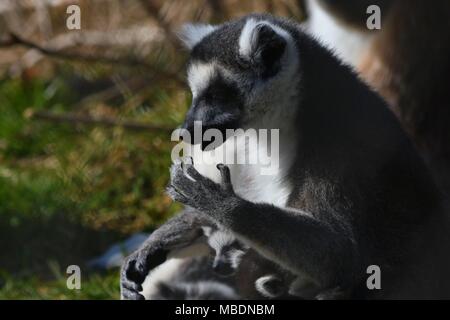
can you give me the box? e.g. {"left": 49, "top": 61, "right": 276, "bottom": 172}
{"left": 231, "top": 165, "right": 292, "bottom": 207}
{"left": 187, "top": 137, "right": 293, "bottom": 208}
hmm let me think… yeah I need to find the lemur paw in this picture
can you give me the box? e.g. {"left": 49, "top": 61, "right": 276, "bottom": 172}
{"left": 120, "top": 246, "right": 168, "bottom": 300}
{"left": 167, "top": 159, "right": 239, "bottom": 221}
{"left": 120, "top": 252, "right": 146, "bottom": 300}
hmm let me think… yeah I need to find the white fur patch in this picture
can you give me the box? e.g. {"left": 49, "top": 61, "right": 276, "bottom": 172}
{"left": 201, "top": 226, "right": 213, "bottom": 237}
{"left": 255, "top": 275, "right": 282, "bottom": 298}
{"left": 187, "top": 61, "right": 217, "bottom": 98}
{"left": 304, "top": 0, "right": 373, "bottom": 67}
{"left": 187, "top": 61, "right": 235, "bottom": 98}
{"left": 179, "top": 23, "right": 217, "bottom": 50}
{"left": 185, "top": 128, "right": 295, "bottom": 208}
{"left": 238, "top": 18, "right": 260, "bottom": 57}
{"left": 140, "top": 258, "right": 185, "bottom": 299}
{"left": 183, "top": 280, "right": 238, "bottom": 299}
{"left": 207, "top": 230, "right": 235, "bottom": 251}
{"left": 140, "top": 242, "right": 210, "bottom": 299}
{"left": 229, "top": 248, "right": 246, "bottom": 269}
{"left": 238, "top": 19, "right": 294, "bottom": 59}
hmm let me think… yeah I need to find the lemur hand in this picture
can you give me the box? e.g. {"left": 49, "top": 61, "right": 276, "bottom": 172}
{"left": 120, "top": 208, "right": 208, "bottom": 300}
{"left": 120, "top": 249, "right": 154, "bottom": 300}
{"left": 167, "top": 160, "right": 243, "bottom": 225}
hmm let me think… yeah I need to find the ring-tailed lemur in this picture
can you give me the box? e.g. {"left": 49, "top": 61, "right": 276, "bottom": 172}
{"left": 121, "top": 13, "right": 450, "bottom": 300}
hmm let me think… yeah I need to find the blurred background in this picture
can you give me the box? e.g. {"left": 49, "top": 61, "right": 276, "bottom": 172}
{"left": 0, "top": 0, "right": 305, "bottom": 299}
{"left": 1, "top": 0, "right": 449, "bottom": 299}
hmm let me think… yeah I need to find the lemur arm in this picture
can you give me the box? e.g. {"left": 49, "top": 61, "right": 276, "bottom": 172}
{"left": 167, "top": 162, "right": 360, "bottom": 289}
{"left": 120, "top": 207, "right": 214, "bottom": 300}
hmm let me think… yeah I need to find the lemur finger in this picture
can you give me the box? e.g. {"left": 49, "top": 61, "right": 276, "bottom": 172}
{"left": 217, "top": 164, "right": 232, "bottom": 191}
{"left": 170, "top": 163, "right": 190, "bottom": 188}
{"left": 166, "top": 185, "right": 192, "bottom": 205}
{"left": 121, "top": 278, "right": 143, "bottom": 293}
{"left": 170, "top": 161, "right": 182, "bottom": 178}
{"left": 183, "top": 162, "right": 205, "bottom": 182}
{"left": 121, "top": 288, "right": 145, "bottom": 300}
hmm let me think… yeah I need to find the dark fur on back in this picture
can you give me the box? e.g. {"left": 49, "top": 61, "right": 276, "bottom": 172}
{"left": 288, "top": 26, "right": 450, "bottom": 297}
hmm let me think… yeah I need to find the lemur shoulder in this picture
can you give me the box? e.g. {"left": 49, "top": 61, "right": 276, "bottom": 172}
{"left": 306, "top": 0, "right": 450, "bottom": 194}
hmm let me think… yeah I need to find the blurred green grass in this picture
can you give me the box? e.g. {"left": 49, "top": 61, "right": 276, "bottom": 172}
{"left": 0, "top": 0, "right": 306, "bottom": 301}
{"left": 0, "top": 72, "right": 187, "bottom": 299}
{"left": 0, "top": 269, "right": 120, "bottom": 299}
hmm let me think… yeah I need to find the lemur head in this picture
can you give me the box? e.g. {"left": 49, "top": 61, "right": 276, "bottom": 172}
{"left": 202, "top": 227, "right": 248, "bottom": 277}
{"left": 179, "top": 14, "right": 300, "bottom": 145}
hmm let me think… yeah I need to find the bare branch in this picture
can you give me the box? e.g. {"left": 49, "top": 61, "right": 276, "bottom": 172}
{"left": 9, "top": 32, "right": 148, "bottom": 69}
{"left": 43, "top": 27, "right": 164, "bottom": 51}
{"left": 6, "top": 32, "right": 186, "bottom": 86}
{"left": 25, "top": 109, "right": 175, "bottom": 133}
{"left": 0, "top": 33, "right": 17, "bottom": 47}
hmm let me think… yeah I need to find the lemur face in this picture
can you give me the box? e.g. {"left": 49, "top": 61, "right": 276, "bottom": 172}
{"left": 179, "top": 15, "right": 299, "bottom": 147}
{"left": 203, "top": 227, "right": 247, "bottom": 277}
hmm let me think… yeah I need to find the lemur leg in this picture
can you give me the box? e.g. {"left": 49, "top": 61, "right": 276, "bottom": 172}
{"left": 167, "top": 162, "right": 360, "bottom": 290}
{"left": 120, "top": 207, "right": 214, "bottom": 300}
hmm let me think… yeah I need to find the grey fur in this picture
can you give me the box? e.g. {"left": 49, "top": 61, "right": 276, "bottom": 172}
{"left": 149, "top": 256, "right": 239, "bottom": 300}
{"left": 202, "top": 207, "right": 298, "bottom": 298}
{"left": 121, "top": 13, "right": 450, "bottom": 300}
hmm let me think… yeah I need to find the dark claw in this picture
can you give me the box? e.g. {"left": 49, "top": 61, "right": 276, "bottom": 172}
{"left": 121, "top": 277, "right": 145, "bottom": 300}
{"left": 122, "top": 278, "right": 143, "bottom": 293}
{"left": 217, "top": 164, "right": 232, "bottom": 191}
{"left": 122, "top": 289, "right": 145, "bottom": 300}
{"left": 184, "top": 162, "right": 203, "bottom": 181}
{"left": 182, "top": 156, "right": 194, "bottom": 165}
{"left": 166, "top": 185, "right": 191, "bottom": 205}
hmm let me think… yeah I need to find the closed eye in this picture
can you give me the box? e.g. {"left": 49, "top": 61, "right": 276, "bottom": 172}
{"left": 203, "top": 84, "right": 236, "bottom": 102}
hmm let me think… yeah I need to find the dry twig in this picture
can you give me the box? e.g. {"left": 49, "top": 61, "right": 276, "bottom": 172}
{"left": 5, "top": 31, "right": 186, "bottom": 86}
{"left": 25, "top": 109, "right": 174, "bottom": 133}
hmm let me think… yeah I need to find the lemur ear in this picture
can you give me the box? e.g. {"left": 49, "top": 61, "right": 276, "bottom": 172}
{"left": 178, "top": 23, "right": 217, "bottom": 50}
{"left": 239, "top": 20, "right": 287, "bottom": 73}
